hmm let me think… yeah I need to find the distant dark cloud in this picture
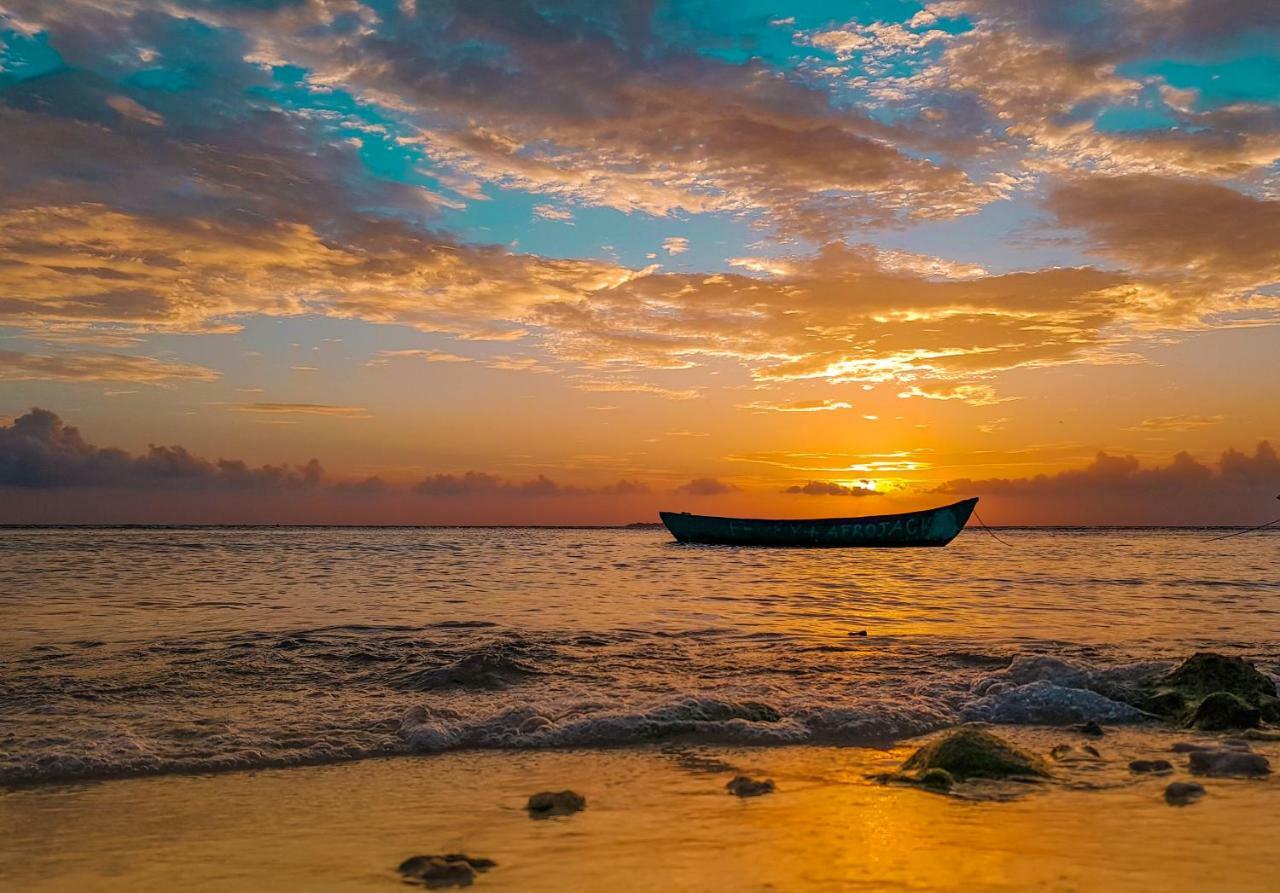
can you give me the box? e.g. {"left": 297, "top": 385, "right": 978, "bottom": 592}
{"left": 783, "top": 480, "right": 876, "bottom": 497}
{"left": 676, "top": 477, "right": 736, "bottom": 496}
{"left": 413, "top": 471, "right": 647, "bottom": 498}
{"left": 0, "top": 408, "right": 652, "bottom": 501}
{"left": 0, "top": 408, "right": 322, "bottom": 489}
{"left": 939, "top": 442, "right": 1280, "bottom": 524}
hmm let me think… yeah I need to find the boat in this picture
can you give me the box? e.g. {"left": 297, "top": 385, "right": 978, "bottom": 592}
{"left": 659, "top": 497, "right": 978, "bottom": 547}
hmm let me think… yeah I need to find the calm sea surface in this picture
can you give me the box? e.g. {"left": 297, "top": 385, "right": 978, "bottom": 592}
{"left": 1, "top": 527, "right": 1277, "bottom": 784}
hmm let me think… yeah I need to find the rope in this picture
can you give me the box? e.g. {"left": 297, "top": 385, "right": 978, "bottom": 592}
{"left": 1204, "top": 494, "right": 1280, "bottom": 542}
{"left": 1204, "top": 515, "right": 1280, "bottom": 542}
{"left": 973, "top": 508, "right": 1014, "bottom": 547}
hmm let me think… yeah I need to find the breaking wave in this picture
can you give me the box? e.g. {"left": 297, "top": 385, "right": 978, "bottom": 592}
{"left": 0, "top": 624, "right": 1236, "bottom": 787}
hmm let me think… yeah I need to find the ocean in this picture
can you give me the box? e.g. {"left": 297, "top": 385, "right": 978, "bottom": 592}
{"left": 2, "top": 526, "right": 1277, "bottom": 786}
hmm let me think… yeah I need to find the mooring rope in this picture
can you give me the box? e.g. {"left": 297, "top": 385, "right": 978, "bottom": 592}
{"left": 973, "top": 508, "right": 1014, "bottom": 547}
{"left": 1204, "top": 514, "right": 1280, "bottom": 542}
{"left": 1201, "top": 494, "right": 1280, "bottom": 542}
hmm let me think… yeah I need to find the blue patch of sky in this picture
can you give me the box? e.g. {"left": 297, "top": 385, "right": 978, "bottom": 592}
{"left": 441, "top": 190, "right": 771, "bottom": 273}
{"left": 251, "top": 65, "right": 470, "bottom": 225}
{"left": 0, "top": 27, "right": 64, "bottom": 79}
{"left": 1121, "top": 44, "right": 1280, "bottom": 108}
{"left": 860, "top": 198, "right": 1094, "bottom": 275}
{"left": 1093, "top": 103, "right": 1180, "bottom": 133}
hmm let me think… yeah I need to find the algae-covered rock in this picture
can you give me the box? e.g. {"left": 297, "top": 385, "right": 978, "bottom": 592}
{"left": 901, "top": 728, "right": 1049, "bottom": 781}
{"left": 1163, "top": 653, "right": 1276, "bottom": 701}
{"left": 917, "top": 768, "right": 955, "bottom": 791}
{"left": 1137, "top": 653, "right": 1280, "bottom": 729}
{"left": 526, "top": 790, "right": 586, "bottom": 817}
{"left": 1189, "top": 692, "right": 1262, "bottom": 731}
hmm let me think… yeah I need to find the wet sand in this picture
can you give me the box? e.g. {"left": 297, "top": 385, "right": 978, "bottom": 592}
{"left": 3, "top": 727, "right": 1277, "bottom": 891}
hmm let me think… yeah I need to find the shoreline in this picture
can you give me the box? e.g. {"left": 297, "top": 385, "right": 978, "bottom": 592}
{"left": 3, "top": 727, "right": 1277, "bottom": 891}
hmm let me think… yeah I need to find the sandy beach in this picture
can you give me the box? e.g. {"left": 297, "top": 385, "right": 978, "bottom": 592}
{"left": 4, "top": 727, "right": 1278, "bottom": 891}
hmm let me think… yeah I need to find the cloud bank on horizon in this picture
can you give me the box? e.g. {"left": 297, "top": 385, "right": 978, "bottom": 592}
{"left": 0, "top": 0, "right": 1277, "bottom": 523}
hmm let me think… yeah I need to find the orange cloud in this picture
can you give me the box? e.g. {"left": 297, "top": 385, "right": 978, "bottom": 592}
{"left": 0, "top": 349, "right": 218, "bottom": 382}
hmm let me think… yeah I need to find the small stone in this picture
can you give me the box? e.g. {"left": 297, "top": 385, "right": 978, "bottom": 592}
{"left": 1164, "top": 781, "right": 1205, "bottom": 806}
{"left": 1050, "top": 743, "right": 1100, "bottom": 762}
{"left": 726, "top": 775, "right": 775, "bottom": 797}
{"left": 848, "top": 629, "right": 868, "bottom": 637}
{"left": 398, "top": 854, "right": 495, "bottom": 888}
{"left": 526, "top": 790, "right": 586, "bottom": 817}
{"left": 1188, "top": 749, "right": 1272, "bottom": 777}
{"left": 1129, "top": 759, "right": 1174, "bottom": 774}
{"left": 1072, "top": 720, "right": 1105, "bottom": 737}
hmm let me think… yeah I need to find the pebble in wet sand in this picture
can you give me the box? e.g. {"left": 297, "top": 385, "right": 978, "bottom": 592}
{"left": 1072, "top": 721, "right": 1105, "bottom": 737}
{"left": 727, "top": 775, "right": 775, "bottom": 797}
{"left": 527, "top": 790, "right": 587, "bottom": 818}
{"left": 1050, "top": 743, "right": 1101, "bottom": 762}
{"left": 1164, "top": 782, "right": 1206, "bottom": 806}
{"left": 398, "top": 854, "right": 496, "bottom": 888}
{"left": 1187, "top": 749, "right": 1272, "bottom": 778}
{"left": 1129, "top": 759, "right": 1174, "bottom": 775}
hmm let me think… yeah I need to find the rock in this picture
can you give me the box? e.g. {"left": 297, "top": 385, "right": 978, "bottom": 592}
{"left": 1164, "top": 781, "right": 1205, "bottom": 806}
{"left": 1189, "top": 692, "right": 1263, "bottom": 731}
{"left": 526, "top": 790, "right": 586, "bottom": 817}
{"left": 901, "top": 727, "right": 1050, "bottom": 781}
{"left": 848, "top": 630, "right": 868, "bottom": 637}
{"left": 1073, "top": 720, "right": 1105, "bottom": 737}
{"left": 1129, "top": 759, "right": 1173, "bottom": 774}
{"left": 1171, "top": 741, "right": 1216, "bottom": 753}
{"left": 917, "top": 768, "right": 954, "bottom": 791}
{"left": 398, "top": 854, "right": 495, "bottom": 888}
{"left": 1188, "top": 749, "right": 1272, "bottom": 777}
{"left": 726, "top": 775, "right": 775, "bottom": 797}
{"left": 1137, "top": 652, "right": 1280, "bottom": 728}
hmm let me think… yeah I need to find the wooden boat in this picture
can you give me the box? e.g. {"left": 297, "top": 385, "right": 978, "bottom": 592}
{"left": 659, "top": 497, "right": 978, "bottom": 547}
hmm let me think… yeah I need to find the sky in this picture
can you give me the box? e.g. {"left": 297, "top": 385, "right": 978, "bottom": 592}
{"left": 0, "top": 0, "right": 1278, "bottom": 525}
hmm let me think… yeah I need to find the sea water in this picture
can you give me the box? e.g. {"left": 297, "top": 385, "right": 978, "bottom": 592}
{"left": 1, "top": 526, "right": 1277, "bottom": 785}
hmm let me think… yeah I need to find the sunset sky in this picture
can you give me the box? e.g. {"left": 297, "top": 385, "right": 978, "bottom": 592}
{"left": 1, "top": 0, "right": 1278, "bottom": 524}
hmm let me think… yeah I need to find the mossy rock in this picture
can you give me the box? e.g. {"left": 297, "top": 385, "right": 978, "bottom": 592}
{"left": 1162, "top": 653, "right": 1275, "bottom": 701}
{"left": 1189, "top": 692, "right": 1262, "bottom": 731}
{"left": 1137, "top": 653, "right": 1280, "bottom": 729}
{"left": 917, "top": 768, "right": 955, "bottom": 791}
{"left": 901, "top": 728, "right": 1049, "bottom": 781}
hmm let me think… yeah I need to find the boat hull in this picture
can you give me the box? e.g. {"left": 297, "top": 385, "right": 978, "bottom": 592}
{"left": 659, "top": 498, "right": 978, "bottom": 548}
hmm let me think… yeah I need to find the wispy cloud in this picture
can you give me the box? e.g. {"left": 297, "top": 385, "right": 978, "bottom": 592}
{"left": 231, "top": 403, "right": 371, "bottom": 419}
{"left": 0, "top": 350, "right": 218, "bottom": 383}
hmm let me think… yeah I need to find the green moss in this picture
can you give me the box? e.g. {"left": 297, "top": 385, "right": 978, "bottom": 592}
{"left": 1137, "top": 653, "right": 1280, "bottom": 729}
{"left": 901, "top": 728, "right": 1049, "bottom": 781}
{"left": 1189, "top": 692, "right": 1263, "bottom": 731}
{"left": 917, "top": 768, "right": 955, "bottom": 791}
